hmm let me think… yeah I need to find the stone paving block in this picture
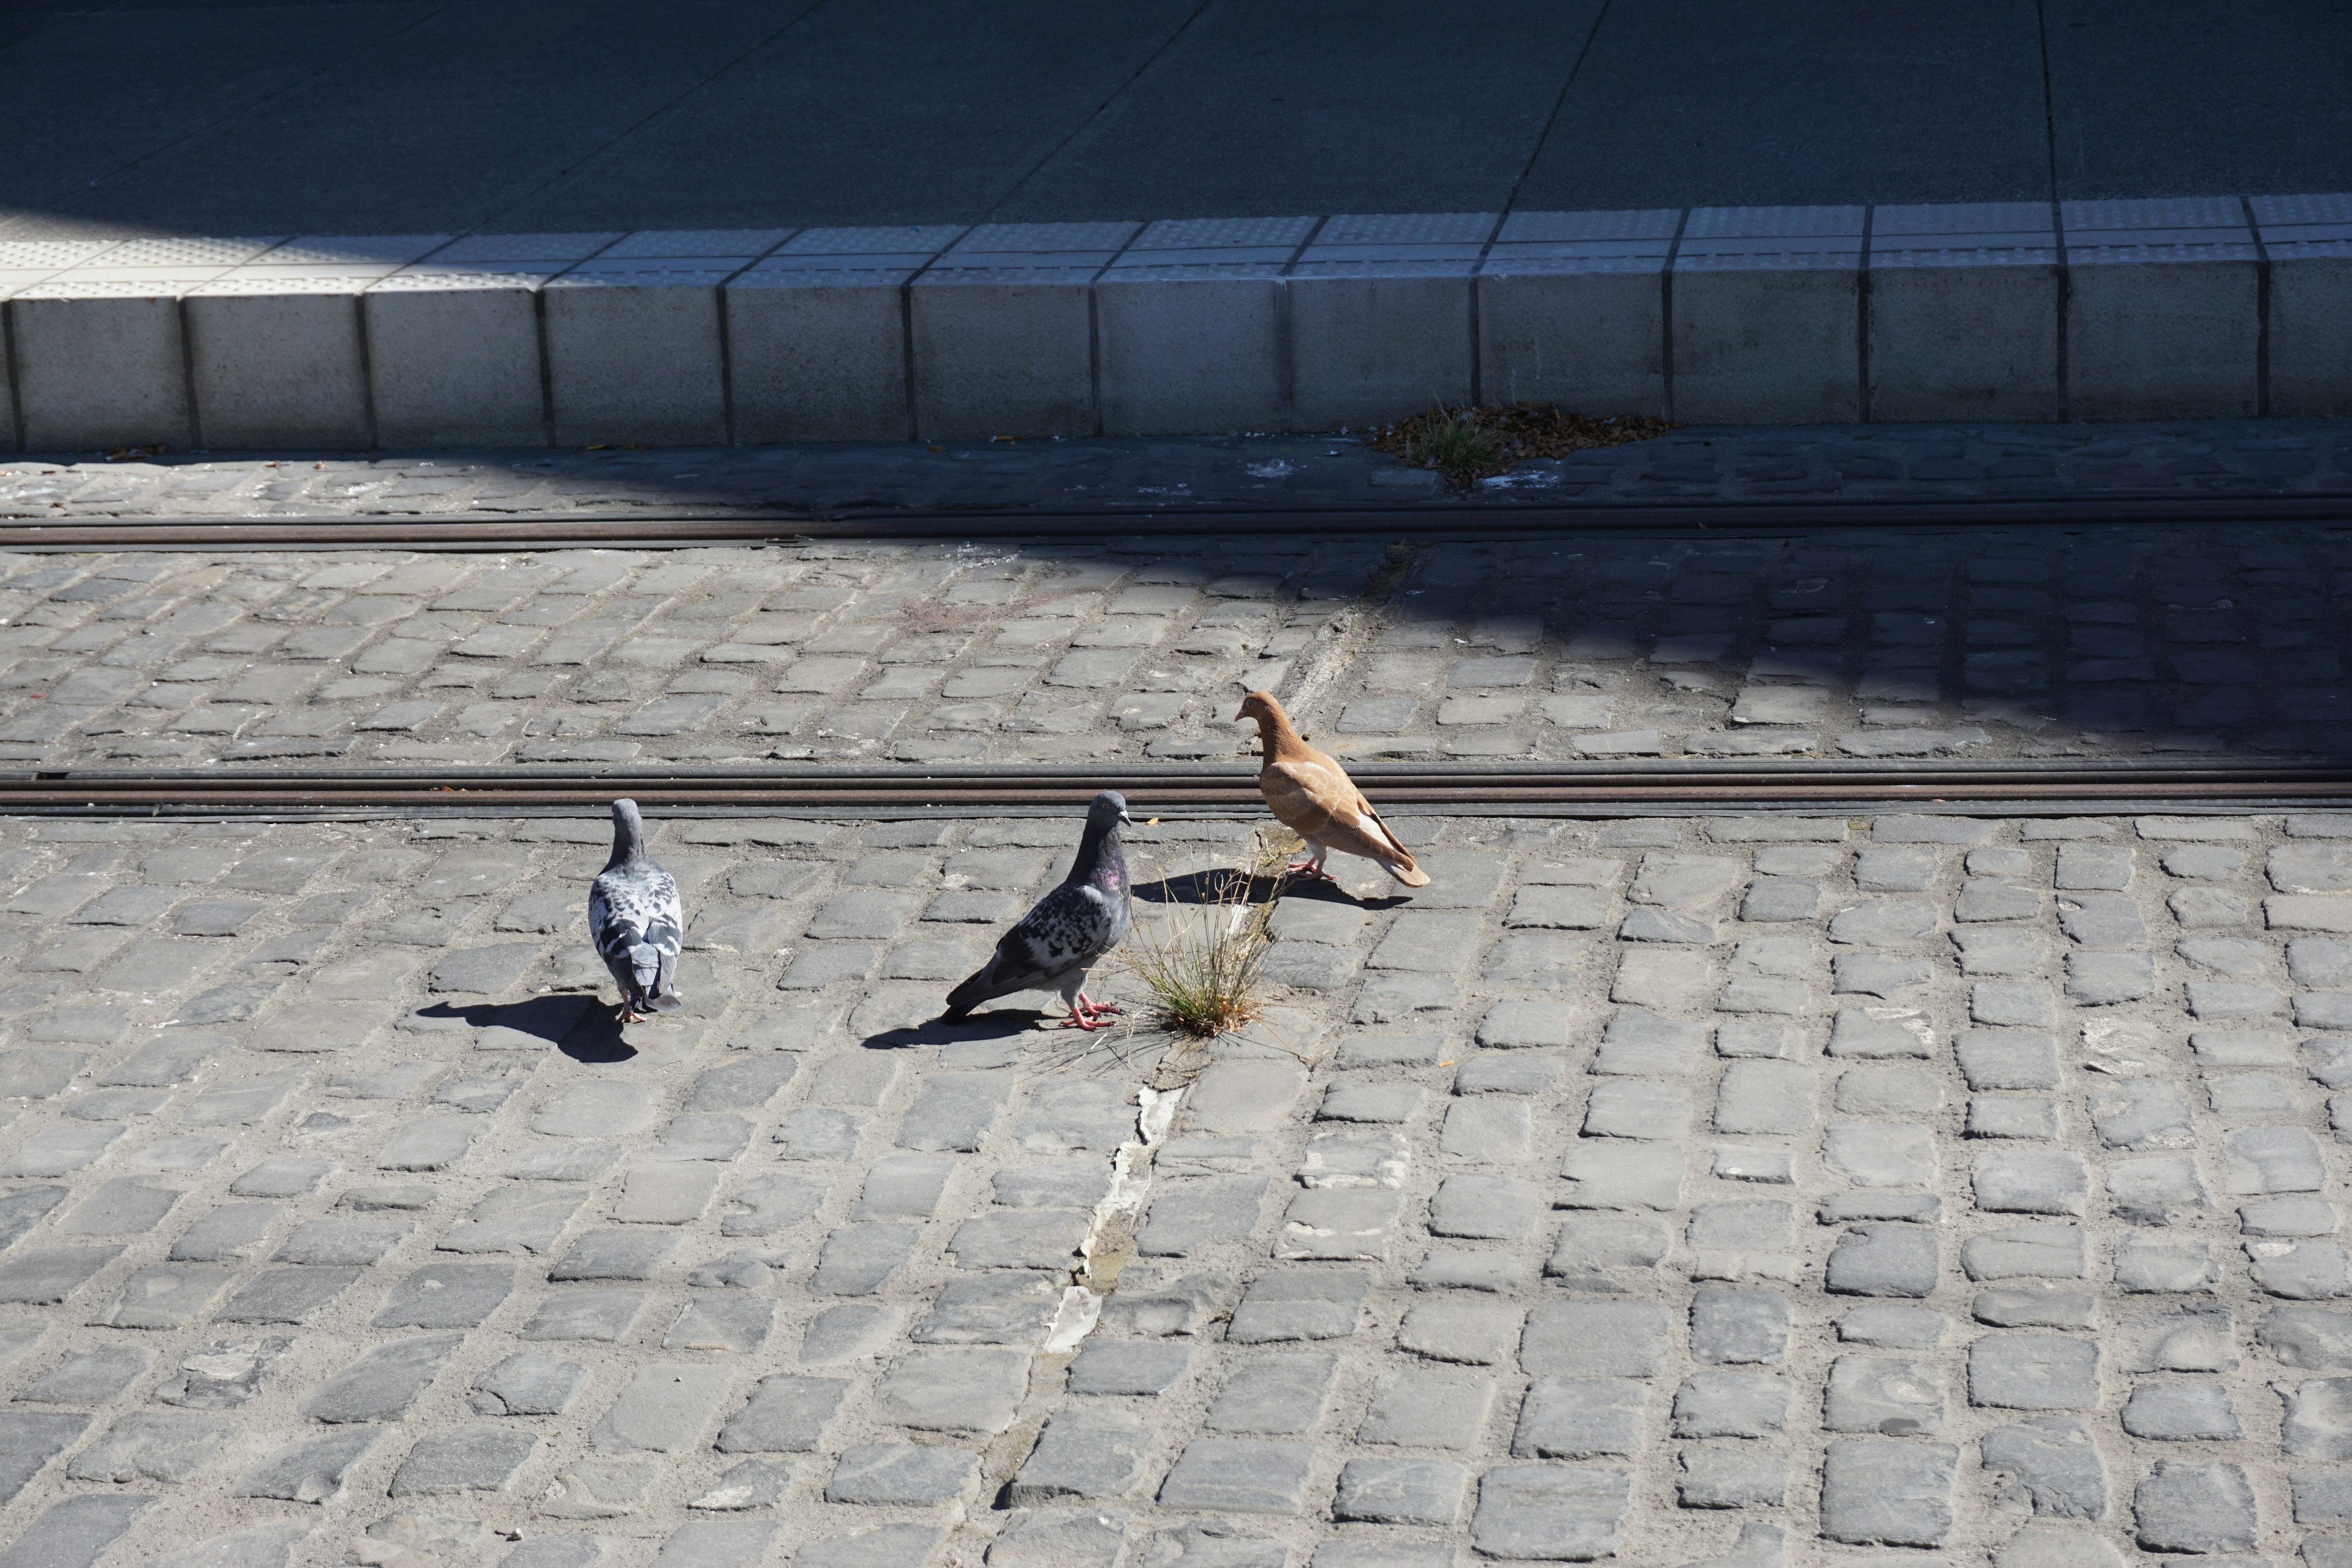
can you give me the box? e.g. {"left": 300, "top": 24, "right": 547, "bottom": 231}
{"left": 650, "top": 1520, "right": 778, "bottom": 1567}
{"left": 2120, "top": 1381, "right": 2241, "bottom": 1439}
{"left": 302, "top": 1333, "right": 463, "bottom": 1422}
{"left": 1962, "top": 1224, "right": 2086, "bottom": 1282}
{"left": 1470, "top": 1464, "right": 1630, "bottom": 1561}
{"left": 471, "top": 1351, "right": 590, "bottom": 1415}
{"left": 0, "top": 1495, "right": 154, "bottom": 1568}
{"left": 2133, "top": 1460, "right": 2258, "bottom": 1552}
{"left": 826, "top": 1441, "right": 979, "bottom": 1504}
{"left": 215, "top": 1266, "right": 361, "bottom": 1324}
{"left": 1226, "top": 1268, "right": 1370, "bottom": 1343}
{"left": 20, "top": 1344, "right": 149, "bottom": 1403}
{"left": 390, "top": 1423, "right": 538, "bottom": 1494}
{"left": 233, "top": 1427, "right": 379, "bottom": 1504}
{"left": 65, "top": 1408, "right": 229, "bottom": 1483}
{"left": 917, "top": 1271, "right": 1064, "bottom": 1344}
{"left": 1827, "top": 1225, "right": 1940, "bottom": 1297}
{"left": 716, "top": 1374, "right": 848, "bottom": 1452}
{"left": 522, "top": 1287, "right": 649, "bottom": 1341}
{"left": 87, "top": 1261, "right": 232, "bottom": 1327}
{"left": 1677, "top": 1447, "right": 1788, "bottom": 1509}
{"left": 1511, "top": 1377, "right": 1645, "bottom": 1458}
{"left": 616, "top": 1163, "right": 722, "bottom": 1224}
{"left": 1559, "top": 1143, "right": 1684, "bottom": 1210}
{"left": 1357, "top": 1366, "right": 1495, "bottom": 1449}
{"left": 2282, "top": 1378, "right": 2352, "bottom": 1457}
{"left": 986, "top": 1507, "right": 1129, "bottom": 1568}
{"left": 875, "top": 1347, "right": 1033, "bottom": 1432}
{"left": 1332, "top": 1456, "right": 1470, "bottom": 1526}
{"left": 1066, "top": 1339, "right": 1191, "bottom": 1396}
{"left": 1968, "top": 1333, "right": 2100, "bottom": 1409}
{"left": 1819, "top": 1438, "right": 1957, "bottom": 1545}
{"left": 591, "top": 1362, "right": 734, "bottom": 1452}
{"left": 1008, "top": 1412, "right": 1153, "bottom": 1504}
{"left": 1691, "top": 1287, "right": 1790, "bottom": 1363}
{"left": 372, "top": 1262, "right": 512, "bottom": 1327}
{"left": 1158, "top": 1438, "right": 1317, "bottom": 1513}
{"left": 1673, "top": 1371, "right": 1790, "bottom": 1438}
{"left": 1203, "top": 1351, "right": 1337, "bottom": 1433}
{"left": 0, "top": 1246, "right": 119, "bottom": 1304}
{"left": 797, "top": 1525, "right": 942, "bottom": 1568}
{"left": 1520, "top": 1300, "right": 1670, "bottom": 1377}
{"left": 1980, "top": 1415, "right": 2108, "bottom": 1518}
{"left": 184, "top": 285, "right": 370, "bottom": 447}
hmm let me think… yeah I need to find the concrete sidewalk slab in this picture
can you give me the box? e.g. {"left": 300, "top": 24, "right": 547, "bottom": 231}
{"left": 9, "top": 1, "right": 2349, "bottom": 241}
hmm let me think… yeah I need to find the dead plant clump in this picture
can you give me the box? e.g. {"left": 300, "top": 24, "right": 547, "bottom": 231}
{"left": 1366, "top": 401, "right": 1673, "bottom": 487}
{"left": 1120, "top": 832, "right": 1292, "bottom": 1040}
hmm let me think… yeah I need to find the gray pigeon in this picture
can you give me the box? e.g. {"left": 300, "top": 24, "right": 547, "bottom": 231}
{"left": 943, "top": 791, "right": 1134, "bottom": 1030}
{"left": 589, "top": 798, "right": 684, "bottom": 1022}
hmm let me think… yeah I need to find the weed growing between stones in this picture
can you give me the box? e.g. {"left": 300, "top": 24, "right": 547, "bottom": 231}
{"left": 1118, "top": 833, "right": 1287, "bottom": 1039}
{"left": 1367, "top": 401, "right": 1673, "bottom": 486}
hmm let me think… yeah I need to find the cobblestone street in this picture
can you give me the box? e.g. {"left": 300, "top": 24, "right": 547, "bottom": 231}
{"left": 2, "top": 807, "right": 2352, "bottom": 1567}
{"left": 0, "top": 522, "right": 2348, "bottom": 778}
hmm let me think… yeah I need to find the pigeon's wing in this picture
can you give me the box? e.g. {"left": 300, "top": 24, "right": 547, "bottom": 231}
{"left": 1265, "top": 755, "right": 1419, "bottom": 867}
{"left": 587, "top": 881, "right": 634, "bottom": 986}
{"left": 944, "top": 883, "right": 1102, "bottom": 1014}
{"left": 641, "top": 868, "right": 685, "bottom": 956}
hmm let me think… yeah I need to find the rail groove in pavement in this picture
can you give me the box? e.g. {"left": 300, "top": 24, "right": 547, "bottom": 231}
{"left": 7, "top": 759, "right": 2352, "bottom": 818}
{"left": 2, "top": 492, "right": 2348, "bottom": 551}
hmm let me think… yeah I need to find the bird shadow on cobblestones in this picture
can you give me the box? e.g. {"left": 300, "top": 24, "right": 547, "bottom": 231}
{"left": 859, "top": 1012, "right": 1044, "bottom": 1051}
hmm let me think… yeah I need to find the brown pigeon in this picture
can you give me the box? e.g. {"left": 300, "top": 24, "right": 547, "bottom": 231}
{"left": 1235, "top": 691, "right": 1429, "bottom": 887}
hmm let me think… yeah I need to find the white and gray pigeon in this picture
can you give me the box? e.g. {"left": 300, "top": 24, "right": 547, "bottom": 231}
{"left": 943, "top": 790, "right": 1134, "bottom": 1030}
{"left": 588, "top": 797, "right": 684, "bottom": 1023}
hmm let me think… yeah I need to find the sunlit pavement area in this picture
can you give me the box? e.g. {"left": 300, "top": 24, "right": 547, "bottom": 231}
{"left": 4, "top": 804, "right": 2352, "bottom": 1567}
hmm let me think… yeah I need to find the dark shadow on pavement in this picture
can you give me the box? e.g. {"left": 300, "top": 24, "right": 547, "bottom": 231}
{"left": 862, "top": 1010, "right": 1043, "bottom": 1050}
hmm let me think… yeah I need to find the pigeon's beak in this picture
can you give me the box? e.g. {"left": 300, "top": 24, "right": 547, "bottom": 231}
{"left": 1118, "top": 810, "right": 1134, "bottom": 826}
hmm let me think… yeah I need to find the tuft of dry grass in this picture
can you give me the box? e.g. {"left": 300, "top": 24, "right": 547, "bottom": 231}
{"left": 1366, "top": 401, "right": 1673, "bottom": 487}
{"left": 1120, "top": 834, "right": 1286, "bottom": 1039}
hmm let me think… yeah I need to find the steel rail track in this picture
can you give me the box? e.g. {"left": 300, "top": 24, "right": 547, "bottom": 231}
{"left": 2, "top": 491, "right": 2348, "bottom": 551}
{"left": 7, "top": 758, "right": 2351, "bottom": 818}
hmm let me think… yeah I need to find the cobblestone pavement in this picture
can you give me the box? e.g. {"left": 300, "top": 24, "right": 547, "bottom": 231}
{"left": 0, "top": 522, "right": 2350, "bottom": 774}
{"left": 7, "top": 807, "right": 2352, "bottom": 1567}
{"left": 2, "top": 421, "right": 2350, "bottom": 521}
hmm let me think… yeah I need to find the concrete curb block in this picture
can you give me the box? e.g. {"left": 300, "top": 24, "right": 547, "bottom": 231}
{"left": 2, "top": 199, "right": 2348, "bottom": 451}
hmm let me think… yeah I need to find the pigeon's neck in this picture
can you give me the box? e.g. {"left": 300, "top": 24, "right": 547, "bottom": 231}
{"left": 1254, "top": 709, "right": 1308, "bottom": 762}
{"left": 1072, "top": 822, "right": 1126, "bottom": 889}
{"left": 605, "top": 816, "right": 649, "bottom": 872}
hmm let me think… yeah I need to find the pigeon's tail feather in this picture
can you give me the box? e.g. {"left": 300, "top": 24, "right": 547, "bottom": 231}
{"left": 626, "top": 944, "right": 662, "bottom": 989}
{"left": 943, "top": 960, "right": 1005, "bottom": 1021}
{"left": 1384, "top": 859, "right": 1431, "bottom": 888}
{"left": 647, "top": 993, "right": 684, "bottom": 1014}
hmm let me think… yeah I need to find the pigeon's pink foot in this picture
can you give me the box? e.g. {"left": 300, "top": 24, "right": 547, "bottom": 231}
{"left": 1074, "top": 993, "right": 1123, "bottom": 1020}
{"left": 1283, "top": 859, "right": 1336, "bottom": 881}
{"left": 1055, "top": 1011, "right": 1107, "bottom": 1031}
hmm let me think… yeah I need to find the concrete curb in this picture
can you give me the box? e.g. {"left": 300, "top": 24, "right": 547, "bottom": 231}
{"left": 2, "top": 199, "right": 2347, "bottom": 451}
